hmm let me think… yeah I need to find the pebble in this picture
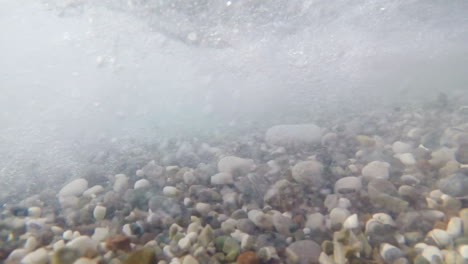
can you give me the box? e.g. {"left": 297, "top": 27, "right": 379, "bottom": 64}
{"left": 53, "top": 240, "right": 66, "bottom": 251}
{"left": 291, "top": 160, "right": 324, "bottom": 186}
{"left": 52, "top": 247, "right": 81, "bottom": 264}
{"left": 122, "top": 247, "right": 155, "bottom": 264}
{"left": 24, "top": 236, "right": 38, "bottom": 252}
{"left": 447, "top": 217, "right": 463, "bottom": 238}
{"left": 458, "top": 245, "right": 468, "bottom": 259}
{"left": 362, "top": 161, "right": 390, "bottom": 181}
{"left": 328, "top": 208, "right": 350, "bottom": 229}
{"left": 237, "top": 251, "right": 260, "bottom": 264}
{"left": 438, "top": 173, "right": 468, "bottom": 197}
{"left": 198, "top": 225, "right": 214, "bottom": 247}
{"left": 334, "top": 176, "right": 362, "bottom": 194}
{"left": 74, "top": 257, "right": 101, "bottom": 264}
{"left": 380, "top": 243, "right": 404, "bottom": 263}
{"left": 393, "top": 141, "right": 413, "bottom": 154}
{"left": 398, "top": 153, "right": 416, "bottom": 166}
{"left": 265, "top": 124, "right": 322, "bottom": 148}
{"left": 91, "top": 227, "right": 109, "bottom": 242}
{"left": 28, "top": 207, "right": 42, "bottom": 218}
{"left": 113, "top": 174, "right": 129, "bottom": 193}
{"left": 305, "top": 213, "right": 325, "bottom": 231}
{"left": 105, "top": 234, "right": 131, "bottom": 252}
{"left": 66, "top": 236, "right": 97, "bottom": 256}
{"left": 287, "top": 240, "right": 322, "bottom": 264}
{"left": 455, "top": 144, "right": 468, "bottom": 164}
{"left": 93, "top": 205, "right": 107, "bottom": 221}
{"left": 63, "top": 230, "right": 74, "bottom": 240}
{"left": 218, "top": 156, "right": 255, "bottom": 174}
{"left": 343, "top": 214, "right": 359, "bottom": 229}
{"left": 210, "top": 172, "right": 234, "bottom": 185}
{"left": 134, "top": 179, "right": 150, "bottom": 189}
{"left": 83, "top": 185, "right": 104, "bottom": 198}
{"left": 422, "top": 245, "right": 442, "bottom": 262}
{"left": 248, "top": 210, "right": 273, "bottom": 229}
{"left": 58, "top": 178, "right": 88, "bottom": 197}
{"left": 21, "top": 248, "right": 49, "bottom": 264}
{"left": 163, "top": 186, "right": 180, "bottom": 197}
{"left": 178, "top": 237, "right": 191, "bottom": 251}
{"left": 195, "top": 203, "right": 211, "bottom": 215}
{"left": 427, "top": 229, "right": 452, "bottom": 248}
{"left": 272, "top": 213, "right": 293, "bottom": 235}
{"left": 182, "top": 255, "right": 199, "bottom": 264}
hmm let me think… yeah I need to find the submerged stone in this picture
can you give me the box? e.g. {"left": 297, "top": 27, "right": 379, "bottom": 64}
{"left": 123, "top": 247, "right": 156, "bottom": 264}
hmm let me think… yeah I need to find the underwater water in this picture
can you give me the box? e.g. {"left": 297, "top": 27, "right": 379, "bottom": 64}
{"left": 1, "top": 0, "right": 468, "bottom": 263}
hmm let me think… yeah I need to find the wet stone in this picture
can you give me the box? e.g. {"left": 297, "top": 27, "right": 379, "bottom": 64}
{"left": 455, "top": 144, "right": 468, "bottom": 164}
{"left": 287, "top": 240, "right": 322, "bottom": 264}
{"left": 438, "top": 173, "right": 468, "bottom": 197}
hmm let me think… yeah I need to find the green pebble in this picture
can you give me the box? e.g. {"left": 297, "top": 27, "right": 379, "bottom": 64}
{"left": 214, "top": 236, "right": 229, "bottom": 251}
{"left": 225, "top": 249, "right": 239, "bottom": 262}
{"left": 222, "top": 237, "right": 240, "bottom": 254}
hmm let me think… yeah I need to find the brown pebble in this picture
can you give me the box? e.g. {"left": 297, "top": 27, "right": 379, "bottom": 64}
{"left": 237, "top": 251, "right": 260, "bottom": 264}
{"left": 106, "top": 234, "right": 132, "bottom": 252}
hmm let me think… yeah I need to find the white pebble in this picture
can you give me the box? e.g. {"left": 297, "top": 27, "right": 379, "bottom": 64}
{"left": 428, "top": 229, "right": 452, "bottom": 248}
{"left": 72, "top": 231, "right": 81, "bottom": 239}
{"left": 163, "top": 186, "right": 180, "bottom": 197}
{"left": 74, "top": 257, "right": 101, "bottom": 264}
{"left": 83, "top": 185, "right": 104, "bottom": 198}
{"left": 398, "top": 153, "right": 416, "bottom": 166}
{"left": 58, "top": 178, "right": 88, "bottom": 197}
{"left": 183, "top": 197, "right": 193, "bottom": 207}
{"left": 362, "top": 161, "right": 390, "bottom": 181}
{"left": 446, "top": 217, "right": 463, "bottom": 238}
{"left": 186, "top": 232, "right": 198, "bottom": 243}
{"left": 422, "top": 245, "right": 442, "bottom": 262}
{"left": 7, "top": 248, "right": 28, "bottom": 262}
{"left": 27, "top": 207, "right": 41, "bottom": 218}
{"left": 178, "top": 237, "right": 191, "bottom": 251}
{"left": 134, "top": 179, "right": 150, "bottom": 189}
{"left": 343, "top": 214, "right": 359, "bottom": 229}
{"left": 210, "top": 172, "right": 234, "bottom": 185}
{"left": 24, "top": 236, "right": 38, "bottom": 252}
{"left": 195, "top": 203, "right": 211, "bottom": 215}
{"left": 93, "top": 205, "right": 107, "bottom": 221}
{"left": 218, "top": 156, "right": 255, "bottom": 174}
{"left": 136, "top": 169, "right": 144, "bottom": 177}
{"left": 63, "top": 230, "right": 73, "bottom": 240}
{"left": 458, "top": 245, "right": 468, "bottom": 259}
{"left": 91, "top": 227, "right": 109, "bottom": 242}
{"left": 393, "top": 141, "right": 413, "bottom": 154}
{"left": 66, "top": 236, "right": 97, "bottom": 255}
{"left": 20, "top": 248, "right": 48, "bottom": 264}
{"left": 113, "top": 174, "right": 128, "bottom": 193}
{"left": 182, "top": 255, "right": 199, "bottom": 264}
{"left": 53, "top": 240, "right": 65, "bottom": 251}
{"left": 122, "top": 224, "right": 132, "bottom": 237}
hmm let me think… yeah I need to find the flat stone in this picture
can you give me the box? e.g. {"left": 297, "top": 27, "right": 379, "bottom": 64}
{"left": 211, "top": 172, "right": 234, "bottom": 185}
{"left": 334, "top": 176, "right": 362, "bottom": 194}
{"left": 362, "top": 161, "right": 390, "bottom": 181}
{"left": 291, "top": 160, "right": 324, "bottom": 186}
{"left": 287, "top": 240, "right": 322, "bottom": 264}
{"left": 58, "top": 178, "right": 88, "bottom": 197}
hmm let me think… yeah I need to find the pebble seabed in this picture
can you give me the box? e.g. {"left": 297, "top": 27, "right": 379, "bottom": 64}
{"left": 1, "top": 100, "right": 468, "bottom": 264}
